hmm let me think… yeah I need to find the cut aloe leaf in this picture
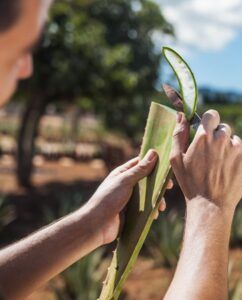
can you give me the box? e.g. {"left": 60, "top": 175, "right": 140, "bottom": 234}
{"left": 99, "top": 102, "right": 176, "bottom": 300}
{"left": 162, "top": 46, "right": 198, "bottom": 120}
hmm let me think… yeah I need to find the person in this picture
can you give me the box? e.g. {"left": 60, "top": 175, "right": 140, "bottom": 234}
{"left": 0, "top": 1, "right": 241, "bottom": 300}
{"left": 164, "top": 112, "right": 242, "bottom": 300}
{"left": 0, "top": 1, "right": 169, "bottom": 299}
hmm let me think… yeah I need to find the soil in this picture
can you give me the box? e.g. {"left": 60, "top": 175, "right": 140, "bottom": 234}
{"left": 1, "top": 154, "right": 242, "bottom": 300}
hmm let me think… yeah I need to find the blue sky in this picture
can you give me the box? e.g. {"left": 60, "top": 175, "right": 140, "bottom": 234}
{"left": 189, "top": 29, "right": 242, "bottom": 93}
{"left": 154, "top": 0, "right": 242, "bottom": 93}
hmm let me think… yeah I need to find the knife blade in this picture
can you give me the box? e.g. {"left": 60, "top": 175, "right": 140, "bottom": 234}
{"left": 162, "top": 83, "right": 201, "bottom": 130}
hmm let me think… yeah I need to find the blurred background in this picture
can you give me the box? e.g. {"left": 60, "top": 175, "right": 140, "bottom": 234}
{"left": 0, "top": 0, "right": 241, "bottom": 299}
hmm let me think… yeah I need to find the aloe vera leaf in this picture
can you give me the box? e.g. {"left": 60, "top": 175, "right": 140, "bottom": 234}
{"left": 99, "top": 102, "right": 176, "bottom": 300}
{"left": 162, "top": 46, "right": 198, "bottom": 120}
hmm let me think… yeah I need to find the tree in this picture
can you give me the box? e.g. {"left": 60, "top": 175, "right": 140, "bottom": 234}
{"left": 17, "top": 0, "right": 173, "bottom": 186}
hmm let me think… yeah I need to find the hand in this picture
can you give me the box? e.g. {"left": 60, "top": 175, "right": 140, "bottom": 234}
{"left": 170, "top": 110, "right": 242, "bottom": 213}
{"left": 87, "top": 149, "right": 173, "bottom": 245}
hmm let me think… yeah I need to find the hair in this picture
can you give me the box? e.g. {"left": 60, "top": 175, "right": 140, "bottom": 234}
{"left": 0, "top": 0, "right": 22, "bottom": 32}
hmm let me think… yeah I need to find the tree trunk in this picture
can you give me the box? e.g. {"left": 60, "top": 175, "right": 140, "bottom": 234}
{"left": 17, "top": 96, "right": 48, "bottom": 188}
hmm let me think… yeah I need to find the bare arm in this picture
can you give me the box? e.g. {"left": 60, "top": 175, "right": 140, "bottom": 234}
{"left": 165, "top": 198, "right": 233, "bottom": 300}
{"left": 0, "top": 205, "right": 103, "bottom": 300}
{"left": 0, "top": 150, "right": 162, "bottom": 300}
{"left": 165, "top": 111, "right": 242, "bottom": 300}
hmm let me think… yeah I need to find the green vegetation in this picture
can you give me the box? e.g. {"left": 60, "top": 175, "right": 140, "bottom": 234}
{"left": 18, "top": 0, "right": 173, "bottom": 138}
{"left": 53, "top": 249, "right": 104, "bottom": 300}
{"left": 99, "top": 103, "right": 176, "bottom": 299}
{"left": 163, "top": 47, "right": 198, "bottom": 120}
{"left": 201, "top": 103, "right": 242, "bottom": 136}
{"left": 145, "top": 210, "right": 183, "bottom": 268}
{"left": 15, "top": 0, "right": 173, "bottom": 186}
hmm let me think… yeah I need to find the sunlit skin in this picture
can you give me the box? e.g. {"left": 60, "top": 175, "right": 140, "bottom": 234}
{"left": 0, "top": 1, "right": 241, "bottom": 300}
{"left": 165, "top": 111, "right": 242, "bottom": 300}
{"left": 0, "top": 0, "right": 52, "bottom": 107}
{"left": 0, "top": 1, "right": 171, "bottom": 299}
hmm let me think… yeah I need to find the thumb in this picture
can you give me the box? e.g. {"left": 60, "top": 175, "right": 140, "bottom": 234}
{"left": 170, "top": 113, "right": 189, "bottom": 169}
{"left": 122, "top": 149, "right": 158, "bottom": 185}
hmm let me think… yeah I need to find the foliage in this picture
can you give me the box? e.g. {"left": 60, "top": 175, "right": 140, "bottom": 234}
{"left": 201, "top": 103, "right": 242, "bottom": 137}
{"left": 145, "top": 209, "right": 183, "bottom": 268}
{"left": 53, "top": 249, "right": 104, "bottom": 300}
{"left": 230, "top": 279, "right": 242, "bottom": 300}
{"left": 0, "top": 196, "right": 16, "bottom": 233}
{"left": 99, "top": 103, "right": 176, "bottom": 299}
{"left": 229, "top": 260, "right": 242, "bottom": 300}
{"left": 42, "top": 191, "right": 104, "bottom": 300}
{"left": 230, "top": 205, "right": 242, "bottom": 247}
{"left": 18, "top": 0, "right": 173, "bottom": 138}
{"left": 200, "top": 88, "right": 242, "bottom": 104}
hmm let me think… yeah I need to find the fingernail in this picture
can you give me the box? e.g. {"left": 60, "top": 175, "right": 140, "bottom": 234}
{"left": 176, "top": 112, "right": 182, "bottom": 123}
{"left": 144, "top": 149, "right": 157, "bottom": 162}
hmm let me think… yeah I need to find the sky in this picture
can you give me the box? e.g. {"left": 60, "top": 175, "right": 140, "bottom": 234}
{"left": 154, "top": 0, "right": 242, "bottom": 93}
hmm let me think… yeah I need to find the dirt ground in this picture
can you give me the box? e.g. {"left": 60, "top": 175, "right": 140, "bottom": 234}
{"left": 27, "top": 249, "right": 242, "bottom": 300}
{"left": 1, "top": 154, "right": 242, "bottom": 300}
{"left": 0, "top": 154, "right": 108, "bottom": 194}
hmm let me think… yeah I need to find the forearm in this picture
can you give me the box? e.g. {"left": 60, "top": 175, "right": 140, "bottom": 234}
{"left": 165, "top": 197, "right": 234, "bottom": 300}
{"left": 0, "top": 203, "right": 103, "bottom": 300}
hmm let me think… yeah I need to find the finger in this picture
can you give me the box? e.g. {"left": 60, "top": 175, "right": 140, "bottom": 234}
{"left": 166, "top": 179, "right": 173, "bottom": 190}
{"left": 231, "top": 135, "right": 242, "bottom": 148}
{"left": 112, "top": 157, "right": 139, "bottom": 176}
{"left": 122, "top": 149, "right": 158, "bottom": 185}
{"left": 154, "top": 210, "right": 159, "bottom": 220}
{"left": 158, "top": 198, "right": 166, "bottom": 212}
{"left": 154, "top": 198, "right": 166, "bottom": 220}
{"left": 170, "top": 112, "right": 189, "bottom": 169}
{"left": 200, "top": 109, "right": 220, "bottom": 134}
{"left": 214, "top": 123, "right": 232, "bottom": 142}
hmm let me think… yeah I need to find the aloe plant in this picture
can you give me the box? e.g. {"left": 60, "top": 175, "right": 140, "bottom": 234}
{"left": 99, "top": 103, "right": 176, "bottom": 299}
{"left": 99, "top": 47, "right": 198, "bottom": 300}
{"left": 162, "top": 46, "right": 198, "bottom": 120}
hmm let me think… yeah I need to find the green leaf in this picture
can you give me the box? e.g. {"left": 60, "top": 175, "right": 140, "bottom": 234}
{"left": 99, "top": 102, "right": 176, "bottom": 299}
{"left": 162, "top": 46, "right": 198, "bottom": 120}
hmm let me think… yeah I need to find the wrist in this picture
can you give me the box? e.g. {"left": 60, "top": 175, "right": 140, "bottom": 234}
{"left": 186, "top": 195, "right": 235, "bottom": 223}
{"left": 76, "top": 203, "right": 104, "bottom": 248}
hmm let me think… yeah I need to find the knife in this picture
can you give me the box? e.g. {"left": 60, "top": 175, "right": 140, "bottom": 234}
{"left": 162, "top": 84, "right": 201, "bottom": 130}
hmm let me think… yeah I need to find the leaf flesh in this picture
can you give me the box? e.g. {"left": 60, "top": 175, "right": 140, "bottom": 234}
{"left": 163, "top": 47, "right": 198, "bottom": 120}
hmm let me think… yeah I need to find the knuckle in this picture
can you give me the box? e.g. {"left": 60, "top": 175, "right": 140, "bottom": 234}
{"left": 233, "top": 136, "right": 242, "bottom": 151}
{"left": 119, "top": 174, "right": 132, "bottom": 186}
{"left": 196, "top": 130, "right": 209, "bottom": 142}
{"left": 137, "top": 161, "right": 149, "bottom": 172}
{"left": 216, "top": 130, "right": 229, "bottom": 143}
{"left": 169, "top": 153, "right": 181, "bottom": 167}
{"left": 109, "top": 169, "right": 117, "bottom": 177}
{"left": 173, "top": 124, "right": 186, "bottom": 137}
{"left": 222, "top": 122, "right": 231, "bottom": 130}
{"left": 169, "top": 155, "right": 177, "bottom": 165}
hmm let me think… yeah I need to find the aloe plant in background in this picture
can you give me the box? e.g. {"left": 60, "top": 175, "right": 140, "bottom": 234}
{"left": 53, "top": 249, "right": 104, "bottom": 300}
{"left": 145, "top": 210, "right": 183, "bottom": 268}
{"left": 99, "top": 47, "right": 199, "bottom": 299}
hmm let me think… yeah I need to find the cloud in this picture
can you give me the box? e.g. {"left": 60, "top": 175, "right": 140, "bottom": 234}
{"left": 154, "top": 0, "right": 242, "bottom": 52}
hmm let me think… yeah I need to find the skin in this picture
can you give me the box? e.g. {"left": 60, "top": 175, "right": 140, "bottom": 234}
{"left": 0, "top": 1, "right": 241, "bottom": 300}
{"left": 0, "top": 1, "right": 171, "bottom": 298}
{"left": 164, "top": 111, "right": 242, "bottom": 300}
{"left": 0, "top": 0, "right": 52, "bottom": 107}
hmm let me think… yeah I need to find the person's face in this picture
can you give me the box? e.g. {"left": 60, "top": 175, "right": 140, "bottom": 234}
{"left": 0, "top": 0, "right": 52, "bottom": 107}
